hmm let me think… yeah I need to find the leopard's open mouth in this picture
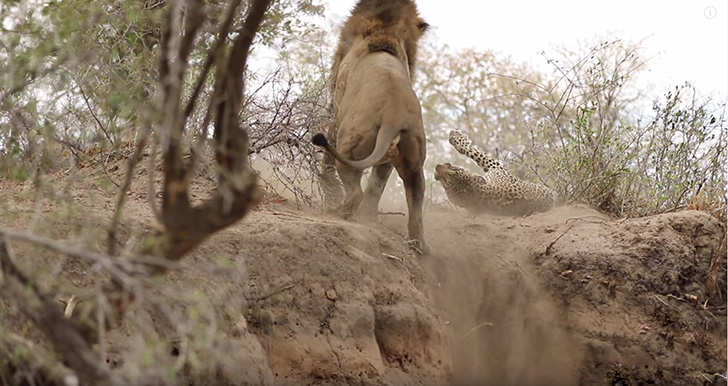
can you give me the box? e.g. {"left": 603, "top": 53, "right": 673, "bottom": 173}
{"left": 434, "top": 163, "right": 449, "bottom": 181}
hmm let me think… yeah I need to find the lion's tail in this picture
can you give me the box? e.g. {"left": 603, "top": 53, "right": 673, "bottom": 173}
{"left": 312, "top": 127, "right": 401, "bottom": 170}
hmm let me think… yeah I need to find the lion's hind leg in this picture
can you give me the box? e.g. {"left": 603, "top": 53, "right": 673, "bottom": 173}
{"left": 358, "top": 162, "right": 394, "bottom": 223}
{"left": 336, "top": 163, "right": 364, "bottom": 220}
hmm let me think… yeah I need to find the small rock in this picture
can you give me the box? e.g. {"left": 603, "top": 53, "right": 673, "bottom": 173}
{"left": 232, "top": 315, "right": 249, "bottom": 337}
{"left": 326, "top": 289, "right": 337, "bottom": 301}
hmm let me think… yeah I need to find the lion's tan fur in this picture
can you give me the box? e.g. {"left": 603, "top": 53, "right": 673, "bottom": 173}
{"left": 315, "top": 0, "right": 429, "bottom": 252}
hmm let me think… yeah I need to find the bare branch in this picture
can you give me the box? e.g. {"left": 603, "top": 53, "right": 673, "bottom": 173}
{"left": 0, "top": 224, "right": 176, "bottom": 282}
{"left": 73, "top": 75, "right": 115, "bottom": 146}
{"left": 184, "top": 0, "right": 244, "bottom": 120}
{"left": 108, "top": 136, "right": 150, "bottom": 256}
{"left": 150, "top": 0, "right": 270, "bottom": 261}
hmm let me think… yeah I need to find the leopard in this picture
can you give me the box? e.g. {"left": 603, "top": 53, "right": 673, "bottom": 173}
{"left": 434, "top": 130, "right": 556, "bottom": 216}
{"left": 312, "top": 0, "right": 430, "bottom": 253}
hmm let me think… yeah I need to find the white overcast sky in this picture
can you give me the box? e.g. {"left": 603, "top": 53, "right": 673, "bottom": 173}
{"left": 323, "top": 0, "right": 728, "bottom": 104}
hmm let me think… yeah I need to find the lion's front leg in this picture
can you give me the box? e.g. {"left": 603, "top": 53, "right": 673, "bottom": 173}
{"left": 395, "top": 164, "right": 428, "bottom": 255}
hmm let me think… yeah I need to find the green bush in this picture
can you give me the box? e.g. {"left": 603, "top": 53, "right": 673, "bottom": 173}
{"left": 417, "top": 39, "right": 726, "bottom": 219}
{"left": 519, "top": 42, "right": 726, "bottom": 218}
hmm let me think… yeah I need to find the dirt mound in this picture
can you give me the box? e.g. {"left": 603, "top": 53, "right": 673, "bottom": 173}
{"left": 229, "top": 209, "right": 449, "bottom": 385}
{"left": 0, "top": 155, "right": 725, "bottom": 385}
{"left": 404, "top": 205, "right": 726, "bottom": 385}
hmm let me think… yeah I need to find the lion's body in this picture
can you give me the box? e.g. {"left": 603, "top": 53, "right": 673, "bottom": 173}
{"left": 313, "top": 0, "right": 429, "bottom": 252}
{"left": 333, "top": 52, "right": 420, "bottom": 167}
{"left": 435, "top": 130, "right": 556, "bottom": 216}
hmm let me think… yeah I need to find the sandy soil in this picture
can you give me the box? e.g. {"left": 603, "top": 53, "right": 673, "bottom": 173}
{"left": 0, "top": 149, "right": 725, "bottom": 385}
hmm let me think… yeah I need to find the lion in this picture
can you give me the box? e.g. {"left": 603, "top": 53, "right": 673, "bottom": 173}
{"left": 312, "top": 0, "right": 429, "bottom": 253}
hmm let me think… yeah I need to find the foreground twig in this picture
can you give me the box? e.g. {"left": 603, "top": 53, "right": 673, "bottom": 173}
{"left": 0, "top": 225, "right": 133, "bottom": 284}
{"left": 0, "top": 236, "right": 126, "bottom": 386}
{"left": 108, "top": 133, "right": 151, "bottom": 256}
{"left": 460, "top": 321, "right": 494, "bottom": 340}
{"left": 1, "top": 0, "right": 277, "bottom": 382}
{"left": 545, "top": 225, "right": 574, "bottom": 255}
{"left": 0, "top": 224, "right": 175, "bottom": 280}
{"left": 252, "top": 283, "right": 296, "bottom": 301}
{"left": 0, "top": 332, "right": 78, "bottom": 385}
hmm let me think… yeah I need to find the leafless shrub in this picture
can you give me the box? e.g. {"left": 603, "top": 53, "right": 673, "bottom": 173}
{"left": 244, "top": 68, "right": 332, "bottom": 206}
{"left": 484, "top": 40, "right": 727, "bottom": 219}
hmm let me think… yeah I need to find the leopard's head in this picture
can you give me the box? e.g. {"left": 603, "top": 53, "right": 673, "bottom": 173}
{"left": 434, "top": 163, "right": 484, "bottom": 186}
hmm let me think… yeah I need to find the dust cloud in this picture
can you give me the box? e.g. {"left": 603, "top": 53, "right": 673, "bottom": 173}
{"left": 278, "top": 163, "right": 586, "bottom": 384}
{"left": 382, "top": 208, "right": 585, "bottom": 385}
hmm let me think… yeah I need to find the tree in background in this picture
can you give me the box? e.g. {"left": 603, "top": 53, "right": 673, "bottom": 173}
{"left": 0, "top": 0, "right": 326, "bottom": 384}
{"left": 0, "top": 0, "right": 323, "bottom": 180}
{"left": 415, "top": 38, "right": 726, "bottom": 219}
{"left": 415, "top": 40, "right": 551, "bottom": 164}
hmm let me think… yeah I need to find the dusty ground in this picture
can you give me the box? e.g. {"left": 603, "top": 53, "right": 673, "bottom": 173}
{"left": 0, "top": 149, "right": 726, "bottom": 385}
